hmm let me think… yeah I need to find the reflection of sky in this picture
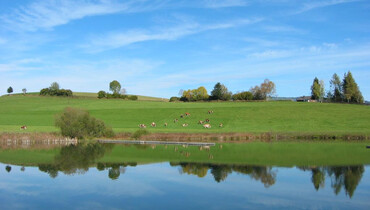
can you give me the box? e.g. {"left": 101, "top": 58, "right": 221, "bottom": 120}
{"left": 0, "top": 163, "right": 369, "bottom": 210}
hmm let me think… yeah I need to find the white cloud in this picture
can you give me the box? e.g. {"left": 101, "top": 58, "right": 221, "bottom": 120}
{"left": 1, "top": 0, "right": 143, "bottom": 31}
{"left": 296, "top": 0, "right": 360, "bottom": 14}
{"left": 203, "top": 0, "right": 248, "bottom": 8}
{"left": 83, "top": 18, "right": 262, "bottom": 52}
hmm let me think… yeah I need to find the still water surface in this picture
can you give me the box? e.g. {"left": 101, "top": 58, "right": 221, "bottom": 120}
{"left": 0, "top": 142, "right": 369, "bottom": 209}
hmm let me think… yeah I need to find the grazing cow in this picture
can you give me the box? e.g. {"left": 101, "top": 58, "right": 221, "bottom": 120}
{"left": 164, "top": 123, "right": 168, "bottom": 127}
{"left": 174, "top": 119, "right": 178, "bottom": 123}
{"left": 151, "top": 122, "right": 156, "bottom": 127}
{"left": 205, "top": 119, "right": 210, "bottom": 123}
{"left": 203, "top": 123, "right": 211, "bottom": 129}
{"left": 20, "top": 125, "right": 27, "bottom": 130}
{"left": 138, "top": 124, "right": 146, "bottom": 128}
{"left": 182, "top": 123, "right": 189, "bottom": 127}
{"left": 185, "top": 112, "right": 191, "bottom": 116}
{"left": 208, "top": 110, "right": 214, "bottom": 114}
{"left": 203, "top": 145, "right": 210, "bottom": 151}
{"left": 219, "top": 123, "right": 223, "bottom": 128}
{"left": 198, "top": 120, "right": 204, "bottom": 124}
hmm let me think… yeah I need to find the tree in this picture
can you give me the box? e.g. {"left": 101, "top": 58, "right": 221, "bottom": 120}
{"left": 49, "top": 82, "right": 60, "bottom": 91}
{"left": 260, "top": 79, "right": 276, "bottom": 99}
{"left": 250, "top": 85, "right": 263, "bottom": 100}
{"left": 329, "top": 73, "right": 342, "bottom": 102}
{"left": 98, "top": 91, "right": 106, "bottom": 99}
{"left": 319, "top": 80, "right": 325, "bottom": 102}
{"left": 210, "top": 82, "right": 232, "bottom": 101}
{"left": 311, "top": 77, "right": 321, "bottom": 100}
{"left": 7, "top": 86, "right": 13, "bottom": 95}
{"left": 109, "top": 80, "right": 121, "bottom": 94}
{"left": 342, "top": 71, "right": 363, "bottom": 103}
{"left": 22, "top": 88, "right": 27, "bottom": 95}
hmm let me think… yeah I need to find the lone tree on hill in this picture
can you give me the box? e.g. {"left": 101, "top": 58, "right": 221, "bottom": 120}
{"left": 210, "top": 82, "right": 232, "bottom": 100}
{"left": 7, "top": 86, "right": 13, "bottom": 95}
{"left": 109, "top": 80, "right": 121, "bottom": 94}
{"left": 343, "top": 71, "right": 363, "bottom": 103}
{"left": 22, "top": 88, "right": 27, "bottom": 95}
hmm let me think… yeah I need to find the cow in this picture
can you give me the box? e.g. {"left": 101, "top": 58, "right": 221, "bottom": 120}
{"left": 164, "top": 123, "right": 168, "bottom": 127}
{"left": 151, "top": 122, "right": 156, "bottom": 127}
{"left": 182, "top": 123, "right": 189, "bottom": 127}
{"left": 180, "top": 114, "right": 184, "bottom": 118}
{"left": 219, "top": 123, "right": 223, "bottom": 128}
{"left": 138, "top": 124, "right": 146, "bottom": 128}
{"left": 174, "top": 119, "right": 179, "bottom": 123}
{"left": 208, "top": 110, "right": 214, "bottom": 114}
{"left": 185, "top": 112, "right": 191, "bottom": 116}
{"left": 203, "top": 123, "right": 211, "bottom": 129}
{"left": 205, "top": 119, "right": 210, "bottom": 123}
{"left": 20, "top": 125, "right": 27, "bottom": 130}
{"left": 198, "top": 120, "right": 204, "bottom": 124}
{"left": 203, "top": 145, "right": 210, "bottom": 151}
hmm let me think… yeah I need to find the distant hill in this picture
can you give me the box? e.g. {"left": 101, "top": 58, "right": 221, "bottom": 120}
{"left": 3, "top": 92, "right": 169, "bottom": 102}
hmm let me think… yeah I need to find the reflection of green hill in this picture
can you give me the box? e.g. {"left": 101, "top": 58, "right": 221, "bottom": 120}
{"left": 1, "top": 142, "right": 369, "bottom": 167}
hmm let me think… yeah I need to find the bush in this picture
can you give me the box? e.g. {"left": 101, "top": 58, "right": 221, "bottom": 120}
{"left": 40, "top": 88, "right": 50, "bottom": 96}
{"left": 55, "top": 107, "right": 114, "bottom": 139}
{"left": 169, "top": 96, "right": 180, "bottom": 102}
{"left": 232, "top": 91, "right": 254, "bottom": 100}
{"left": 131, "top": 129, "right": 150, "bottom": 140}
{"left": 128, "top": 95, "right": 138, "bottom": 100}
{"left": 98, "top": 91, "right": 106, "bottom": 99}
{"left": 40, "top": 88, "right": 73, "bottom": 97}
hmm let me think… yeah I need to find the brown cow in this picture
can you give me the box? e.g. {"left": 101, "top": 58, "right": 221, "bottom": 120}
{"left": 174, "top": 119, "right": 178, "bottom": 123}
{"left": 185, "top": 112, "right": 191, "bottom": 116}
{"left": 208, "top": 110, "right": 214, "bottom": 114}
{"left": 219, "top": 123, "right": 223, "bottom": 128}
{"left": 20, "top": 125, "right": 27, "bottom": 130}
{"left": 182, "top": 123, "right": 189, "bottom": 127}
{"left": 198, "top": 120, "right": 204, "bottom": 124}
{"left": 138, "top": 124, "right": 146, "bottom": 128}
{"left": 151, "top": 122, "right": 156, "bottom": 127}
{"left": 205, "top": 119, "right": 210, "bottom": 123}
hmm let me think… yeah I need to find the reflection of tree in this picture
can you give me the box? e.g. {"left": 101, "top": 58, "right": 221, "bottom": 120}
{"left": 326, "top": 166, "right": 364, "bottom": 198}
{"left": 311, "top": 168, "right": 325, "bottom": 191}
{"left": 5, "top": 165, "right": 11, "bottom": 173}
{"left": 37, "top": 143, "right": 113, "bottom": 177}
{"left": 172, "top": 162, "right": 276, "bottom": 187}
{"left": 211, "top": 165, "right": 232, "bottom": 182}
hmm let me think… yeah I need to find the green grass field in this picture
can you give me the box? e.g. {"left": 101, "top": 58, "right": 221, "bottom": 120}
{"left": 0, "top": 94, "right": 369, "bottom": 134}
{"left": 1, "top": 142, "right": 369, "bottom": 166}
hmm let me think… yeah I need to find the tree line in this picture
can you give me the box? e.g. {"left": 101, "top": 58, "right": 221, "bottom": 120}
{"left": 311, "top": 71, "right": 364, "bottom": 104}
{"left": 170, "top": 79, "right": 276, "bottom": 102}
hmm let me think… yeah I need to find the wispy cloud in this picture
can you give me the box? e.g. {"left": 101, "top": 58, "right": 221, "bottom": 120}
{"left": 83, "top": 18, "right": 262, "bottom": 52}
{"left": 203, "top": 0, "right": 248, "bottom": 8}
{"left": 1, "top": 0, "right": 149, "bottom": 32}
{"left": 296, "top": 0, "right": 360, "bottom": 14}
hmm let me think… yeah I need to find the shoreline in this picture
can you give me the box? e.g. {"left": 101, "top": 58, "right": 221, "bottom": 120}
{"left": 1, "top": 132, "right": 369, "bottom": 142}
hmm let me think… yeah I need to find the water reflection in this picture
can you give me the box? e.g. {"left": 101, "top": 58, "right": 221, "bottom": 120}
{"left": 1, "top": 142, "right": 368, "bottom": 199}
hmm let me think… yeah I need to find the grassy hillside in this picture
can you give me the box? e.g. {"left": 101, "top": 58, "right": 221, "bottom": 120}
{"left": 0, "top": 95, "right": 369, "bottom": 134}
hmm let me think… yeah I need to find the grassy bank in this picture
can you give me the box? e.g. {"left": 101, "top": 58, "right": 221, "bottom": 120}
{"left": 0, "top": 95, "right": 369, "bottom": 135}
{"left": 1, "top": 141, "right": 369, "bottom": 166}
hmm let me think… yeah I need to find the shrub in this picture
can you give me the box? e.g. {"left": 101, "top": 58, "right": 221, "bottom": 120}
{"left": 128, "top": 95, "right": 138, "bottom": 100}
{"left": 40, "top": 88, "right": 50, "bottom": 96}
{"left": 98, "top": 91, "right": 106, "bottom": 99}
{"left": 232, "top": 91, "right": 254, "bottom": 100}
{"left": 131, "top": 129, "right": 150, "bottom": 140}
{"left": 55, "top": 107, "right": 114, "bottom": 139}
{"left": 169, "top": 96, "right": 180, "bottom": 102}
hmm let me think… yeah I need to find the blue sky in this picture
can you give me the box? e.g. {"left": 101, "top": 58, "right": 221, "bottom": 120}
{"left": 0, "top": 0, "right": 369, "bottom": 99}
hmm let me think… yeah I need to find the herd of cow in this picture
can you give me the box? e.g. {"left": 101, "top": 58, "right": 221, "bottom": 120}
{"left": 138, "top": 110, "right": 223, "bottom": 129}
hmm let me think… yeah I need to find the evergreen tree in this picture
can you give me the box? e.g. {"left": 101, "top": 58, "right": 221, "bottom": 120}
{"left": 210, "top": 82, "right": 231, "bottom": 100}
{"left": 311, "top": 77, "right": 321, "bottom": 100}
{"left": 342, "top": 71, "right": 363, "bottom": 103}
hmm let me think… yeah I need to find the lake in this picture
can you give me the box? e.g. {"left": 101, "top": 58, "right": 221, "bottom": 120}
{"left": 0, "top": 141, "right": 369, "bottom": 209}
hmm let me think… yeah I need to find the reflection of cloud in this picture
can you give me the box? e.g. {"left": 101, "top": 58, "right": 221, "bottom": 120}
{"left": 0, "top": 182, "right": 40, "bottom": 196}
